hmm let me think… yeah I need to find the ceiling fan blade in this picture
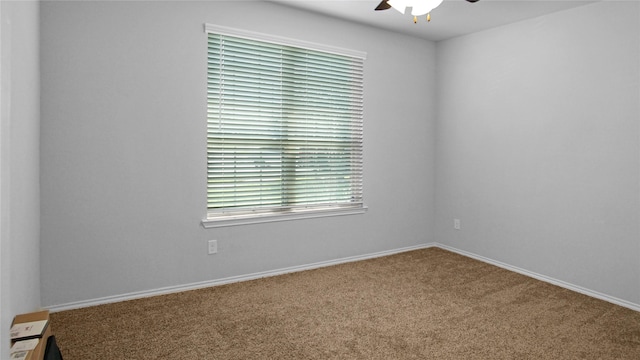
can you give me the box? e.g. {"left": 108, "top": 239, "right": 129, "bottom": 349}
{"left": 466, "top": 0, "right": 481, "bottom": 2}
{"left": 375, "top": 0, "right": 391, "bottom": 11}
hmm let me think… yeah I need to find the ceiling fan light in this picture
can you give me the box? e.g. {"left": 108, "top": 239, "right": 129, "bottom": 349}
{"left": 411, "top": 0, "right": 444, "bottom": 16}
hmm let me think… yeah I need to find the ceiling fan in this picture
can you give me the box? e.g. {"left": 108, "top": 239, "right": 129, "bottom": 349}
{"left": 376, "top": 0, "right": 480, "bottom": 23}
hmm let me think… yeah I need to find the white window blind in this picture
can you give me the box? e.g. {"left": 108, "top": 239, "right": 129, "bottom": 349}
{"left": 205, "top": 26, "right": 365, "bottom": 224}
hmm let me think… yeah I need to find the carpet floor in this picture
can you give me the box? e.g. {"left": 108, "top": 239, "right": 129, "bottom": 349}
{"left": 50, "top": 248, "right": 640, "bottom": 359}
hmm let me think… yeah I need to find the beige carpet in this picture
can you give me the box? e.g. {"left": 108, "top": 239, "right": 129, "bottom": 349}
{"left": 50, "top": 248, "right": 640, "bottom": 359}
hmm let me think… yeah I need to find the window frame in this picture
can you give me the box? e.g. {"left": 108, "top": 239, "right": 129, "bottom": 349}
{"left": 202, "top": 24, "right": 367, "bottom": 228}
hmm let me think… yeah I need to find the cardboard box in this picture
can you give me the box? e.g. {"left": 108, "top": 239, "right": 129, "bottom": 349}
{"left": 11, "top": 310, "right": 52, "bottom": 360}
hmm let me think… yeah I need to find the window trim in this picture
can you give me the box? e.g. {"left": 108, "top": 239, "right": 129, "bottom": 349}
{"left": 203, "top": 24, "right": 367, "bottom": 60}
{"left": 202, "top": 205, "right": 368, "bottom": 228}
{"left": 202, "top": 24, "right": 367, "bottom": 228}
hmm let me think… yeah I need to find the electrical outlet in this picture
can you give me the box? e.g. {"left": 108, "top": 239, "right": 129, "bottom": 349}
{"left": 208, "top": 240, "right": 218, "bottom": 254}
{"left": 454, "top": 219, "right": 461, "bottom": 230}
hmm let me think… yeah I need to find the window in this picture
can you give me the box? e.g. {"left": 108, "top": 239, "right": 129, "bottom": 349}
{"left": 203, "top": 25, "right": 366, "bottom": 227}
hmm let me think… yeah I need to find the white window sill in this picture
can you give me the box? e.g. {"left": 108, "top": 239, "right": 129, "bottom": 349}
{"left": 201, "top": 206, "right": 368, "bottom": 228}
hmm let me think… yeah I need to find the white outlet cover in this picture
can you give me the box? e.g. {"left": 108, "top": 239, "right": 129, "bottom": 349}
{"left": 208, "top": 240, "right": 218, "bottom": 254}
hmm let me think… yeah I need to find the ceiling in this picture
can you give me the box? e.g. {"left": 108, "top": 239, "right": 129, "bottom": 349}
{"left": 268, "top": 0, "right": 600, "bottom": 41}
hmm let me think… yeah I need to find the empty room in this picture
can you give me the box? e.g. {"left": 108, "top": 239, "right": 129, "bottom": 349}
{"left": 2, "top": 0, "right": 639, "bottom": 358}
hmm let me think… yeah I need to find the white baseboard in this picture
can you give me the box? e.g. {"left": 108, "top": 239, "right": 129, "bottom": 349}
{"left": 46, "top": 242, "right": 640, "bottom": 313}
{"left": 46, "top": 243, "right": 436, "bottom": 313}
{"left": 436, "top": 243, "right": 640, "bottom": 313}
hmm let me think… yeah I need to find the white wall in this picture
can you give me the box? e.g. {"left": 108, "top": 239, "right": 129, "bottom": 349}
{"left": 0, "top": 0, "right": 41, "bottom": 357}
{"left": 39, "top": 1, "right": 436, "bottom": 307}
{"left": 435, "top": 1, "right": 640, "bottom": 305}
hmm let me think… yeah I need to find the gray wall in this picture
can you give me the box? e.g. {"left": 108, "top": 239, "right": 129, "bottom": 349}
{"left": 40, "top": 0, "right": 640, "bottom": 310}
{"left": 40, "top": 1, "right": 436, "bottom": 307}
{"left": 435, "top": 1, "right": 640, "bottom": 305}
{"left": 1, "top": 0, "right": 41, "bottom": 357}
